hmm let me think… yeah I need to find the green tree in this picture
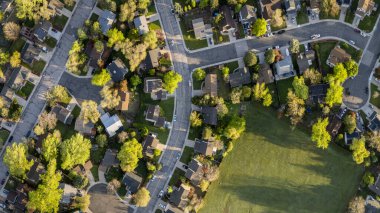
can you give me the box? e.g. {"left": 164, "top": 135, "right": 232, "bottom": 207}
{"left": 311, "top": 118, "right": 331, "bottom": 149}
{"left": 9, "top": 51, "right": 21, "bottom": 68}
{"left": 253, "top": 82, "right": 272, "bottom": 106}
{"left": 95, "top": 134, "right": 108, "bottom": 148}
{"left": 262, "top": 93, "right": 273, "bottom": 107}
{"left": 190, "top": 111, "right": 202, "bottom": 127}
{"left": 321, "top": 0, "right": 340, "bottom": 18}
{"left": 133, "top": 187, "right": 151, "bottom": 207}
{"left": 0, "top": 50, "right": 9, "bottom": 65}
{"left": 92, "top": 69, "right": 111, "bottom": 86}
{"left": 42, "top": 130, "right": 61, "bottom": 162}
{"left": 3, "top": 22, "right": 20, "bottom": 41}
{"left": 328, "top": 63, "right": 347, "bottom": 84}
{"left": 107, "top": 28, "right": 125, "bottom": 47}
{"left": 221, "top": 66, "right": 230, "bottom": 81}
{"left": 119, "top": 0, "right": 137, "bottom": 22}
{"left": 223, "top": 115, "right": 246, "bottom": 140}
{"left": 100, "top": 85, "right": 120, "bottom": 109}
{"left": 271, "top": 9, "right": 284, "bottom": 27}
{"left": 292, "top": 76, "right": 308, "bottom": 100}
{"left": 46, "top": 85, "right": 70, "bottom": 106}
{"left": 77, "top": 28, "right": 88, "bottom": 41}
{"left": 244, "top": 51, "right": 258, "bottom": 67}
{"left": 138, "top": 0, "right": 150, "bottom": 10}
{"left": 193, "top": 68, "right": 206, "bottom": 81}
{"left": 15, "top": 0, "right": 53, "bottom": 21}
{"left": 174, "top": 3, "right": 184, "bottom": 15}
{"left": 350, "top": 137, "right": 370, "bottom": 164}
{"left": 210, "top": 0, "right": 219, "bottom": 9}
{"left": 362, "top": 171, "right": 375, "bottom": 186}
{"left": 118, "top": 138, "right": 143, "bottom": 172}
{"left": 252, "top": 18, "right": 267, "bottom": 37}
{"left": 286, "top": 90, "right": 305, "bottom": 126}
{"left": 241, "top": 85, "right": 252, "bottom": 99}
{"left": 72, "top": 194, "right": 91, "bottom": 212}
{"left": 264, "top": 49, "right": 275, "bottom": 64}
{"left": 143, "top": 31, "right": 158, "bottom": 50}
{"left": 163, "top": 71, "right": 183, "bottom": 94}
{"left": 347, "top": 196, "right": 365, "bottom": 213}
{"left": 3, "top": 143, "right": 33, "bottom": 178}
{"left": 80, "top": 100, "right": 100, "bottom": 124}
{"left": 343, "top": 112, "right": 357, "bottom": 134}
{"left": 344, "top": 60, "right": 359, "bottom": 77}
{"left": 227, "top": 0, "right": 247, "bottom": 5}
{"left": 94, "top": 40, "right": 104, "bottom": 53}
{"left": 230, "top": 87, "right": 242, "bottom": 104}
{"left": 60, "top": 133, "right": 91, "bottom": 170}
{"left": 0, "top": 12, "right": 3, "bottom": 22}
{"left": 303, "top": 68, "right": 322, "bottom": 85}
{"left": 202, "top": 126, "right": 213, "bottom": 140}
{"left": 129, "top": 74, "right": 142, "bottom": 89}
{"left": 289, "top": 39, "right": 300, "bottom": 54}
{"left": 325, "top": 82, "right": 344, "bottom": 107}
{"left": 199, "top": 179, "right": 210, "bottom": 192}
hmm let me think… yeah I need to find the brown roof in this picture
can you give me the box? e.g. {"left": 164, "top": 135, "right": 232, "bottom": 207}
{"left": 310, "top": 0, "right": 321, "bottom": 10}
{"left": 220, "top": 5, "right": 237, "bottom": 31}
{"left": 118, "top": 90, "right": 130, "bottom": 111}
{"left": 327, "top": 46, "right": 351, "bottom": 66}
{"left": 261, "top": 0, "right": 283, "bottom": 20}
{"left": 258, "top": 63, "right": 274, "bottom": 84}
{"left": 326, "top": 115, "right": 342, "bottom": 138}
{"left": 170, "top": 184, "right": 191, "bottom": 209}
{"left": 142, "top": 134, "right": 163, "bottom": 157}
{"left": 356, "top": 0, "right": 375, "bottom": 17}
{"left": 204, "top": 74, "right": 217, "bottom": 96}
{"left": 194, "top": 140, "right": 216, "bottom": 156}
{"left": 185, "top": 159, "right": 204, "bottom": 185}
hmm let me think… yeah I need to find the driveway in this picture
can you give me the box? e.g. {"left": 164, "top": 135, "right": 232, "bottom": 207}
{"left": 88, "top": 183, "right": 133, "bottom": 213}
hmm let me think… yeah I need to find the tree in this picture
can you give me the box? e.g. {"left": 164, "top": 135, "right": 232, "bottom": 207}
{"left": 303, "top": 68, "right": 322, "bottom": 85}
{"left": 107, "top": 179, "right": 121, "bottom": 193}
{"left": 199, "top": 0, "right": 209, "bottom": 8}
{"left": 271, "top": 9, "right": 284, "bottom": 27}
{"left": 350, "top": 137, "right": 370, "bottom": 164}
{"left": 3, "top": 143, "right": 33, "bottom": 178}
{"left": 227, "top": 0, "right": 247, "bottom": 5}
{"left": 66, "top": 40, "right": 87, "bottom": 75}
{"left": 221, "top": 66, "right": 230, "bottom": 81}
{"left": 9, "top": 51, "right": 21, "bottom": 68}
{"left": 286, "top": 90, "right": 305, "bottom": 126}
{"left": 90, "top": 21, "right": 101, "bottom": 38}
{"left": 0, "top": 12, "right": 3, "bottom": 22}
{"left": 362, "top": 171, "right": 375, "bottom": 186}
{"left": 223, "top": 115, "right": 246, "bottom": 140}
{"left": 138, "top": 0, "right": 150, "bottom": 10}
{"left": 193, "top": 68, "right": 206, "bottom": 81}
{"left": 325, "top": 82, "right": 344, "bottom": 107}
{"left": 253, "top": 82, "right": 272, "bottom": 107}
{"left": 216, "top": 101, "right": 228, "bottom": 118}
{"left": 199, "top": 180, "right": 210, "bottom": 192}
{"left": 163, "top": 71, "right": 183, "bottom": 94}
{"left": 94, "top": 40, "right": 104, "bottom": 53}
{"left": 202, "top": 126, "right": 213, "bottom": 140}
{"left": 347, "top": 196, "right": 365, "bottom": 213}
{"left": 92, "top": 69, "right": 111, "bottom": 86}
{"left": 98, "top": 0, "right": 117, "bottom": 12}
{"left": 190, "top": 111, "right": 202, "bottom": 127}
{"left": 60, "top": 133, "right": 91, "bottom": 170}
{"left": 343, "top": 112, "right": 357, "bottom": 134}
{"left": 143, "top": 31, "right": 158, "bottom": 49}
{"left": 128, "top": 43, "right": 148, "bottom": 71}
{"left": 100, "top": 85, "right": 120, "bottom": 109}
{"left": 321, "top": 0, "right": 340, "bottom": 18}
{"left": 230, "top": 87, "right": 242, "bottom": 104}
{"left": 210, "top": 0, "right": 219, "bottom": 9}
{"left": 64, "top": 0, "right": 75, "bottom": 6}
{"left": 311, "top": 118, "right": 331, "bottom": 149}
{"left": 344, "top": 60, "right": 359, "bottom": 77}
{"left": 244, "top": 51, "right": 258, "bottom": 67}
{"left": 46, "top": 85, "right": 70, "bottom": 106}
{"left": 252, "top": 18, "right": 267, "bottom": 37}
{"left": 118, "top": 138, "right": 143, "bottom": 172}
{"left": 241, "top": 86, "right": 252, "bottom": 99}
{"left": 72, "top": 194, "right": 91, "bottom": 212}
{"left": 96, "top": 134, "right": 108, "bottom": 148}
{"left": 0, "top": 50, "right": 9, "bottom": 65}
{"left": 265, "top": 49, "right": 275, "bottom": 64}
{"left": 174, "top": 3, "right": 184, "bottom": 16}
{"left": 3, "top": 22, "right": 20, "bottom": 41}
{"left": 129, "top": 74, "right": 142, "bottom": 89}
{"left": 368, "top": 132, "right": 380, "bottom": 152}
{"left": 15, "top": 0, "right": 53, "bottom": 21}
{"left": 289, "top": 39, "right": 300, "bottom": 54}
{"left": 106, "top": 28, "right": 125, "bottom": 47}
{"left": 328, "top": 63, "right": 347, "bottom": 84}
{"left": 292, "top": 76, "right": 308, "bottom": 100}
{"left": 80, "top": 100, "right": 100, "bottom": 124}
{"left": 42, "top": 130, "right": 61, "bottom": 162}
{"left": 133, "top": 187, "right": 150, "bottom": 207}
{"left": 119, "top": 0, "right": 137, "bottom": 22}
{"left": 77, "top": 28, "right": 88, "bottom": 40}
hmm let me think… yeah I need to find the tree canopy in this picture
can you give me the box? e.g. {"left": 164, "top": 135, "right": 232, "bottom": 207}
{"left": 46, "top": 85, "right": 70, "bottom": 106}
{"left": 107, "top": 28, "right": 125, "bottom": 47}
{"left": 252, "top": 18, "right": 267, "bottom": 37}
{"left": 223, "top": 115, "right": 246, "bottom": 140}
{"left": 80, "top": 100, "right": 100, "bottom": 124}
{"left": 350, "top": 137, "right": 370, "bottom": 164}
{"left": 286, "top": 90, "right": 305, "bottom": 126}
{"left": 264, "top": 49, "right": 276, "bottom": 64}
{"left": 133, "top": 187, "right": 151, "bottom": 207}
{"left": 325, "top": 82, "right": 344, "bottom": 107}
{"left": 3, "top": 22, "right": 20, "bottom": 41}
{"left": 311, "top": 118, "right": 331, "bottom": 149}
{"left": 289, "top": 39, "right": 300, "bottom": 54}
{"left": 119, "top": 0, "right": 137, "bottom": 22}
{"left": 347, "top": 196, "right": 365, "bottom": 213}
{"left": 343, "top": 112, "right": 357, "bottom": 134}
{"left": 15, "top": 0, "right": 53, "bottom": 21}
{"left": 60, "top": 133, "right": 91, "bottom": 170}
{"left": 92, "top": 69, "right": 111, "bottom": 86}
{"left": 292, "top": 76, "right": 308, "bottom": 100}
{"left": 193, "top": 68, "right": 206, "bottom": 81}
{"left": 163, "top": 71, "right": 183, "bottom": 94}
{"left": 42, "top": 130, "right": 61, "bottom": 162}
{"left": 244, "top": 51, "right": 258, "bottom": 67}
{"left": 253, "top": 83, "right": 273, "bottom": 107}
{"left": 344, "top": 60, "right": 359, "bottom": 77}
{"left": 3, "top": 143, "right": 33, "bottom": 178}
{"left": 118, "top": 138, "right": 143, "bottom": 172}
{"left": 190, "top": 111, "right": 203, "bottom": 127}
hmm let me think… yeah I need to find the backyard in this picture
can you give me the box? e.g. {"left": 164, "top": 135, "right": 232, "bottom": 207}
{"left": 370, "top": 83, "right": 380, "bottom": 108}
{"left": 200, "top": 104, "right": 362, "bottom": 213}
{"left": 315, "top": 41, "right": 337, "bottom": 73}
{"left": 16, "top": 81, "right": 35, "bottom": 100}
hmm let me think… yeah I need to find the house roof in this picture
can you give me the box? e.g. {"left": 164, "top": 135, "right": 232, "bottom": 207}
{"left": 275, "top": 53, "right": 294, "bottom": 76}
{"left": 368, "top": 117, "right": 380, "bottom": 131}
{"left": 100, "top": 149, "right": 119, "bottom": 171}
{"left": 258, "top": 63, "right": 274, "bottom": 84}
{"left": 185, "top": 159, "right": 204, "bottom": 185}
{"left": 48, "top": 0, "right": 64, "bottom": 10}
{"left": 154, "top": 116, "right": 166, "bottom": 128}
{"left": 106, "top": 58, "right": 128, "bottom": 82}
{"left": 74, "top": 116, "right": 95, "bottom": 135}
{"left": 220, "top": 5, "right": 237, "bottom": 30}
{"left": 21, "top": 42, "right": 41, "bottom": 65}
{"left": 204, "top": 74, "right": 217, "bottom": 96}
{"left": 327, "top": 46, "right": 351, "bottom": 66}
{"left": 366, "top": 196, "right": 380, "bottom": 213}
{"left": 240, "top": 4, "right": 256, "bottom": 22}
{"left": 144, "top": 77, "right": 163, "bottom": 93}
{"left": 26, "top": 160, "right": 45, "bottom": 185}
{"left": 100, "top": 113, "right": 123, "bottom": 137}
{"left": 98, "top": 9, "right": 116, "bottom": 35}
{"left": 148, "top": 48, "right": 161, "bottom": 68}
{"left": 297, "top": 50, "right": 315, "bottom": 74}
{"left": 170, "top": 184, "right": 191, "bottom": 209}
{"left": 134, "top": 15, "right": 149, "bottom": 35}
{"left": 285, "top": 0, "right": 296, "bottom": 11}
{"left": 229, "top": 67, "right": 252, "bottom": 88}
{"left": 51, "top": 105, "right": 73, "bottom": 124}
{"left": 192, "top": 18, "right": 206, "bottom": 39}
{"left": 154, "top": 89, "right": 168, "bottom": 100}
{"left": 142, "top": 134, "right": 163, "bottom": 157}
{"left": 344, "top": 131, "right": 361, "bottom": 145}
{"left": 59, "top": 183, "right": 77, "bottom": 204}
{"left": 118, "top": 90, "right": 130, "bottom": 111}
{"left": 309, "top": 83, "right": 329, "bottom": 103}
{"left": 194, "top": 140, "right": 216, "bottom": 156}
{"left": 356, "top": 0, "right": 375, "bottom": 17}
{"left": 201, "top": 106, "right": 218, "bottom": 126}
{"left": 261, "top": 0, "right": 283, "bottom": 20}
{"left": 326, "top": 115, "right": 342, "bottom": 138}
{"left": 370, "top": 175, "right": 380, "bottom": 196}
{"left": 146, "top": 105, "right": 160, "bottom": 121}
{"left": 122, "top": 172, "right": 143, "bottom": 194}
{"left": 33, "top": 21, "right": 52, "bottom": 41}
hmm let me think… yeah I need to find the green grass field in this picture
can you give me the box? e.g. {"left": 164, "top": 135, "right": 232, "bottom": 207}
{"left": 200, "top": 104, "right": 362, "bottom": 213}
{"left": 370, "top": 83, "right": 380, "bottom": 108}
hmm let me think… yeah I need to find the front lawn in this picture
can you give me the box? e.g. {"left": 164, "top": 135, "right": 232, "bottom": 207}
{"left": 315, "top": 41, "right": 337, "bottom": 73}
{"left": 31, "top": 59, "right": 47, "bottom": 76}
{"left": 358, "top": 0, "right": 380, "bottom": 32}
{"left": 0, "top": 129, "right": 10, "bottom": 148}
{"left": 91, "top": 165, "right": 99, "bottom": 182}
{"left": 296, "top": 6, "right": 309, "bottom": 25}
{"left": 200, "top": 104, "right": 362, "bottom": 213}
{"left": 16, "top": 81, "right": 35, "bottom": 100}
{"left": 180, "top": 146, "right": 194, "bottom": 164}
{"left": 160, "top": 97, "right": 174, "bottom": 122}
{"left": 370, "top": 83, "right": 380, "bottom": 108}
{"left": 168, "top": 168, "right": 186, "bottom": 187}
{"left": 147, "top": 2, "right": 157, "bottom": 16}
{"left": 188, "top": 125, "right": 202, "bottom": 140}
{"left": 52, "top": 15, "right": 69, "bottom": 31}
{"left": 179, "top": 21, "right": 208, "bottom": 50}
{"left": 56, "top": 121, "right": 77, "bottom": 140}
{"left": 10, "top": 38, "right": 26, "bottom": 53}
{"left": 339, "top": 41, "right": 362, "bottom": 62}
{"left": 45, "top": 36, "right": 57, "bottom": 48}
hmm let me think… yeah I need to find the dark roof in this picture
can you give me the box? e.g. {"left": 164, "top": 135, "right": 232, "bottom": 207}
{"left": 154, "top": 90, "right": 167, "bottom": 100}
{"left": 148, "top": 48, "right": 161, "bottom": 68}
{"left": 100, "top": 149, "right": 119, "bottom": 172}
{"left": 154, "top": 116, "right": 166, "bottom": 128}
{"left": 51, "top": 105, "right": 73, "bottom": 124}
{"left": 194, "top": 140, "right": 215, "bottom": 156}
{"left": 98, "top": 9, "right": 116, "bottom": 35}
{"left": 369, "top": 111, "right": 378, "bottom": 121}
{"left": 185, "top": 159, "right": 204, "bottom": 185}
{"left": 229, "top": 68, "right": 251, "bottom": 88}
{"left": 240, "top": 4, "right": 257, "bottom": 22}
{"left": 21, "top": 43, "right": 41, "bottom": 65}
{"left": 142, "top": 134, "right": 162, "bottom": 157}
{"left": 146, "top": 105, "right": 160, "bottom": 121}
{"left": 33, "top": 21, "right": 51, "bottom": 41}
{"left": 309, "top": 84, "right": 329, "bottom": 103}
{"left": 220, "top": 5, "right": 237, "bottom": 31}
{"left": 26, "top": 160, "right": 45, "bottom": 185}
{"left": 204, "top": 74, "right": 217, "bottom": 96}
{"left": 118, "top": 90, "right": 130, "bottom": 111}
{"left": 170, "top": 184, "right": 191, "bottom": 209}
{"left": 106, "top": 59, "right": 128, "bottom": 82}
{"left": 326, "top": 115, "right": 342, "bottom": 138}
{"left": 366, "top": 196, "right": 380, "bottom": 213}
{"left": 201, "top": 107, "right": 218, "bottom": 126}
{"left": 144, "top": 77, "right": 163, "bottom": 93}
{"left": 370, "top": 175, "right": 380, "bottom": 196}
{"left": 122, "top": 172, "right": 143, "bottom": 194}
{"left": 344, "top": 131, "right": 361, "bottom": 145}
{"left": 297, "top": 50, "right": 315, "bottom": 74}
{"left": 368, "top": 117, "right": 380, "bottom": 131}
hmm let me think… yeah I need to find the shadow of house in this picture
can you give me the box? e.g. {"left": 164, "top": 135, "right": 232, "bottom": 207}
{"left": 308, "top": 83, "right": 329, "bottom": 104}
{"left": 51, "top": 104, "right": 74, "bottom": 125}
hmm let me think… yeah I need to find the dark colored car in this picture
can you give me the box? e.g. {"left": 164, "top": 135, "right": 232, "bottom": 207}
{"left": 354, "top": 28, "right": 360, "bottom": 33}
{"left": 182, "top": 165, "right": 188, "bottom": 169}
{"left": 277, "top": 30, "right": 286, "bottom": 34}
{"left": 26, "top": 131, "right": 32, "bottom": 137}
{"left": 8, "top": 136, "right": 13, "bottom": 143}
{"left": 365, "top": 87, "right": 369, "bottom": 94}
{"left": 1, "top": 179, "right": 6, "bottom": 185}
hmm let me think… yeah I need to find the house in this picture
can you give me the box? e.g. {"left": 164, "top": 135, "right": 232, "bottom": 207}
{"left": 21, "top": 42, "right": 41, "bottom": 65}
{"left": 12, "top": 66, "right": 31, "bottom": 90}
{"left": 296, "top": 50, "right": 315, "bottom": 74}
{"left": 326, "top": 115, "right": 342, "bottom": 138}
{"left": 73, "top": 160, "right": 93, "bottom": 176}
{"left": 35, "top": 134, "right": 47, "bottom": 154}
{"left": 344, "top": 130, "right": 361, "bottom": 145}
{"left": 20, "top": 26, "right": 34, "bottom": 41}
{"left": 309, "top": 0, "right": 321, "bottom": 14}
{"left": 99, "top": 149, "right": 119, "bottom": 173}
{"left": 170, "top": 184, "right": 191, "bottom": 210}
{"left": 275, "top": 49, "right": 295, "bottom": 79}
{"left": 59, "top": 183, "right": 78, "bottom": 206}
{"left": 309, "top": 84, "right": 329, "bottom": 104}
{"left": 33, "top": 20, "right": 52, "bottom": 42}
{"left": 51, "top": 104, "right": 74, "bottom": 125}
{"left": 6, "top": 186, "right": 29, "bottom": 213}
{"left": 192, "top": 18, "right": 212, "bottom": 39}
{"left": 260, "top": 0, "right": 283, "bottom": 21}
{"left": 106, "top": 58, "right": 128, "bottom": 82}
{"left": 122, "top": 172, "right": 143, "bottom": 194}
{"left": 285, "top": 0, "right": 296, "bottom": 14}
{"left": 229, "top": 67, "right": 252, "bottom": 88}
{"left": 368, "top": 112, "right": 380, "bottom": 131}
{"left": 147, "top": 48, "right": 161, "bottom": 69}
{"left": 98, "top": 9, "right": 116, "bottom": 35}
{"left": 204, "top": 74, "right": 217, "bottom": 96}
{"left": 201, "top": 106, "right": 218, "bottom": 126}
{"left": 100, "top": 113, "right": 123, "bottom": 137}
{"left": 74, "top": 116, "right": 95, "bottom": 136}
{"left": 144, "top": 77, "right": 168, "bottom": 100}
{"left": 118, "top": 89, "right": 130, "bottom": 111}
{"left": 365, "top": 195, "right": 380, "bottom": 212}
{"left": 185, "top": 159, "right": 204, "bottom": 185}
{"left": 142, "top": 134, "right": 164, "bottom": 158}
{"left": 355, "top": 0, "right": 376, "bottom": 20}
{"left": 220, "top": 5, "right": 237, "bottom": 34}
{"left": 26, "top": 159, "right": 45, "bottom": 186}
{"left": 326, "top": 46, "right": 351, "bottom": 67}
{"left": 194, "top": 139, "right": 217, "bottom": 156}
{"left": 145, "top": 105, "right": 166, "bottom": 128}
{"left": 258, "top": 63, "right": 274, "bottom": 83}
{"left": 239, "top": 4, "right": 257, "bottom": 24}
{"left": 48, "top": 0, "right": 65, "bottom": 14}
{"left": 370, "top": 174, "right": 380, "bottom": 196}
{"left": 134, "top": 15, "right": 149, "bottom": 35}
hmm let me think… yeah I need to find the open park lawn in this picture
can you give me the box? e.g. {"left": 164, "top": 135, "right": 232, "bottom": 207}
{"left": 200, "top": 105, "right": 362, "bottom": 213}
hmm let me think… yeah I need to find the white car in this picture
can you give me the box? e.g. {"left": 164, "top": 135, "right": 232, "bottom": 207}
{"left": 311, "top": 34, "right": 320, "bottom": 39}
{"left": 267, "top": 32, "right": 274, "bottom": 37}
{"left": 349, "top": 40, "right": 356, "bottom": 45}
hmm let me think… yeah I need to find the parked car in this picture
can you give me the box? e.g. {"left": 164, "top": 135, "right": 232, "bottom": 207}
{"left": 311, "top": 34, "right": 320, "bottom": 39}
{"left": 277, "top": 30, "right": 286, "bottom": 34}
{"left": 8, "top": 136, "right": 13, "bottom": 143}
{"left": 354, "top": 28, "right": 361, "bottom": 33}
{"left": 349, "top": 40, "right": 356, "bottom": 45}
{"left": 1, "top": 179, "right": 6, "bottom": 185}
{"left": 182, "top": 164, "right": 188, "bottom": 169}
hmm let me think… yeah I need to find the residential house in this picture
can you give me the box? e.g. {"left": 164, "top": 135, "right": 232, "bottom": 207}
{"left": 365, "top": 196, "right": 380, "bottom": 212}
{"left": 370, "top": 174, "right": 380, "bottom": 196}
{"left": 239, "top": 4, "right": 257, "bottom": 25}
{"left": 326, "top": 46, "right": 351, "bottom": 67}
{"left": 355, "top": 0, "right": 376, "bottom": 20}
{"left": 51, "top": 104, "right": 74, "bottom": 125}
{"left": 201, "top": 106, "right": 218, "bottom": 126}
{"left": 344, "top": 131, "right": 361, "bottom": 145}
{"left": 185, "top": 159, "right": 204, "bottom": 185}
{"left": 6, "top": 185, "right": 29, "bottom": 213}
{"left": 122, "top": 172, "right": 143, "bottom": 194}
{"left": 144, "top": 77, "right": 168, "bottom": 100}
{"left": 145, "top": 105, "right": 166, "bottom": 128}
{"left": 33, "top": 20, "right": 52, "bottom": 42}
{"left": 48, "top": 0, "right": 65, "bottom": 15}
{"left": 308, "top": 83, "right": 329, "bottom": 104}
{"left": 35, "top": 134, "right": 47, "bottom": 154}
{"left": 26, "top": 159, "right": 45, "bottom": 186}
{"left": 296, "top": 50, "right": 315, "bottom": 74}
{"left": 99, "top": 149, "right": 120, "bottom": 173}
{"left": 220, "top": 5, "right": 237, "bottom": 34}
{"left": 100, "top": 113, "right": 123, "bottom": 137}
{"left": 0, "top": 0, "right": 12, "bottom": 13}
{"left": 21, "top": 43, "right": 41, "bottom": 66}
{"left": 367, "top": 111, "right": 380, "bottom": 131}
{"left": 204, "top": 74, "right": 217, "bottom": 97}
{"left": 85, "top": 40, "right": 103, "bottom": 68}
{"left": 106, "top": 58, "right": 128, "bottom": 82}
{"left": 12, "top": 66, "right": 30, "bottom": 90}
{"left": 73, "top": 161, "right": 93, "bottom": 176}
{"left": 258, "top": 63, "right": 274, "bottom": 83}
{"left": 275, "top": 49, "right": 295, "bottom": 79}
{"left": 142, "top": 133, "right": 164, "bottom": 158}
{"left": 20, "top": 26, "right": 34, "bottom": 41}
{"left": 98, "top": 9, "right": 116, "bottom": 35}
{"left": 117, "top": 89, "right": 130, "bottom": 111}
{"left": 74, "top": 115, "right": 95, "bottom": 136}
{"left": 309, "top": 0, "right": 321, "bottom": 14}
{"left": 192, "top": 18, "right": 212, "bottom": 39}
{"left": 326, "top": 115, "right": 342, "bottom": 138}
{"left": 260, "top": 0, "right": 283, "bottom": 21}
{"left": 285, "top": 0, "right": 297, "bottom": 14}
{"left": 170, "top": 184, "right": 191, "bottom": 210}
{"left": 59, "top": 183, "right": 78, "bottom": 207}
{"left": 194, "top": 139, "right": 217, "bottom": 156}
{"left": 229, "top": 67, "right": 252, "bottom": 88}
{"left": 134, "top": 15, "right": 149, "bottom": 35}
{"left": 147, "top": 48, "right": 161, "bottom": 69}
